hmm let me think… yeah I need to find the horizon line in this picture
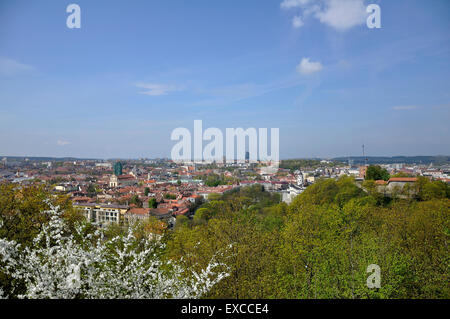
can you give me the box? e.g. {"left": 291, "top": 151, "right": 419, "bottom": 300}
{"left": 1, "top": 155, "right": 450, "bottom": 161}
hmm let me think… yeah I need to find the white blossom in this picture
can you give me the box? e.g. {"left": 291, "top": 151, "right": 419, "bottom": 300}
{"left": 0, "top": 203, "right": 229, "bottom": 299}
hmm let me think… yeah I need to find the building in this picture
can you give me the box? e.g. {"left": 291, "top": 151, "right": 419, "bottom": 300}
{"left": 294, "top": 170, "right": 304, "bottom": 186}
{"left": 346, "top": 167, "right": 360, "bottom": 176}
{"left": 306, "top": 176, "right": 315, "bottom": 184}
{"left": 282, "top": 170, "right": 305, "bottom": 204}
{"left": 386, "top": 177, "right": 418, "bottom": 191}
{"left": 95, "top": 162, "right": 112, "bottom": 169}
{"left": 282, "top": 184, "right": 304, "bottom": 204}
{"left": 359, "top": 166, "right": 368, "bottom": 179}
{"left": 124, "top": 207, "right": 151, "bottom": 222}
{"left": 149, "top": 207, "right": 174, "bottom": 220}
{"left": 54, "top": 185, "right": 67, "bottom": 192}
{"left": 114, "top": 162, "right": 123, "bottom": 176}
{"left": 74, "top": 203, "right": 128, "bottom": 226}
{"left": 109, "top": 174, "right": 137, "bottom": 188}
{"left": 109, "top": 175, "right": 118, "bottom": 187}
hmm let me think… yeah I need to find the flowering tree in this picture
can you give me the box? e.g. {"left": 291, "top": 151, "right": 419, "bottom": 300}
{"left": 0, "top": 203, "right": 229, "bottom": 299}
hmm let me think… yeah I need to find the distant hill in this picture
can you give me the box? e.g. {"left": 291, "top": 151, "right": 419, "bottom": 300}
{"left": 0, "top": 156, "right": 98, "bottom": 162}
{"left": 2, "top": 155, "right": 449, "bottom": 166}
{"left": 333, "top": 156, "right": 450, "bottom": 165}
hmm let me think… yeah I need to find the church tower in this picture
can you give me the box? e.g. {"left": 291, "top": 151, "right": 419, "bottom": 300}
{"left": 295, "top": 170, "right": 304, "bottom": 187}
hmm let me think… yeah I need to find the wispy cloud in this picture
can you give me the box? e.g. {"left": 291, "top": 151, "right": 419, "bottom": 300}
{"left": 57, "top": 140, "right": 71, "bottom": 146}
{"left": 316, "top": 0, "right": 366, "bottom": 31}
{"left": 280, "top": 0, "right": 311, "bottom": 9}
{"left": 135, "top": 83, "right": 184, "bottom": 96}
{"left": 392, "top": 105, "right": 419, "bottom": 111}
{"left": 292, "top": 16, "right": 304, "bottom": 28}
{"left": 0, "top": 57, "right": 35, "bottom": 76}
{"left": 191, "top": 76, "right": 307, "bottom": 107}
{"left": 281, "top": 0, "right": 367, "bottom": 31}
{"left": 296, "top": 58, "right": 323, "bottom": 75}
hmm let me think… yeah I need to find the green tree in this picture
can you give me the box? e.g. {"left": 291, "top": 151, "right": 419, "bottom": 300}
{"left": 0, "top": 183, "right": 84, "bottom": 298}
{"left": 148, "top": 197, "right": 157, "bottom": 209}
{"left": 175, "top": 215, "right": 189, "bottom": 229}
{"left": 422, "top": 181, "right": 448, "bottom": 200}
{"left": 392, "top": 172, "right": 413, "bottom": 178}
{"left": 130, "top": 195, "right": 143, "bottom": 208}
{"left": 164, "top": 193, "right": 177, "bottom": 200}
{"left": 87, "top": 184, "right": 97, "bottom": 195}
{"left": 293, "top": 177, "right": 364, "bottom": 208}
{"left": 365, "top": 165, "right": 390, "bottom": 181}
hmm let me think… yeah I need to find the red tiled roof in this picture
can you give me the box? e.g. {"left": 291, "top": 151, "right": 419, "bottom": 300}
{"left": 388, "top": 177, "right": 417, "bottom": 182}
{"left": 174, "top": 208, "right": 189, "bottom": 216}
{"left": 127, "top": 208, "right": 150, "bottom": 216}
{"left": 149, "top": 207, "right": 171, "bottom": 216}
{"left": 118, "top": 174, "right": 135, "bottom": 180}
{"left": 72, "top": 196, "right": 93, "bottom": 203}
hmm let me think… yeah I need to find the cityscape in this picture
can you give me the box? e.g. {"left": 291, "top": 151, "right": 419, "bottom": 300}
{"left": 0, "top": 0, "right": 449, "bottom": 305}
{"left": 1, "top": 155, "right": 449, "bottom": 227}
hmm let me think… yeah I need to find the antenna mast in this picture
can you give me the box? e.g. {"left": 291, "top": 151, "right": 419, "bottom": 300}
{"left": 362, "top": 144, "right": 368, "bottom": 166}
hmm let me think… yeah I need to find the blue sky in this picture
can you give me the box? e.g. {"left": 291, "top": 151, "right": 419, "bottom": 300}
{"left": 0, "top": 0, "right": 449, "bottom": 159}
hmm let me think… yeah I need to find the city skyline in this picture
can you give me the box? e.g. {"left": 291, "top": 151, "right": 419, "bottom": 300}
{"left": 1, "top": 0, "right": 449, "bottom": 159}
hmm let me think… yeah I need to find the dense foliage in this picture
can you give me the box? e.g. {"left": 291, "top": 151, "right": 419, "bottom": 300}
{"left": 1, "top": 178, "right": 449, "bottom": 299}
{"left": 280, "top": 159, "right": 339, "bottom": 171}
{"left": 0, "top": 185, "right": 228, "bottom": 299}
{"left": 169, "top": 178, "right": 449, "bottom": 298}
{"left": 333, "top": 156, "right": 450, "bottom": 166}
{"left": 199, "top": 173, "right": 236, "bottom": 187}
{"left": 148, "top": 198, "right": 158, "bottom": 209}
{"left": 365, "top": 165, "right": 390, "bottom": 181}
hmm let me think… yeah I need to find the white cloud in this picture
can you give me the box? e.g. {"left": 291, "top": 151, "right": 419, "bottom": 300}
{"left": 303, "top": 4, "right": 321, "bottom": 16}
{"left": 315, "top": 0, "right": 367, "bottom": 31}
{"left": 281, "top": 0, "right": 367, "bottom": 31}
{"left": 281, "top": 0, "right": 311, "bottom": 9}
{"left": 0, "top": 57, "right": 34, "bottom": 76}
{"left": 296, "top": 58, "right": 323, "bottom": 75}
{"left": 135, "top": 83, "right": 183, "bottom": 96}
{"left": 292, "top": 16, "right": 304, "bottom": 28}
{"left": 392, "top": 105, "right": 418, "bottom": 111}
{"left": 57, "top": 140, "right": 71, "bottom": 146}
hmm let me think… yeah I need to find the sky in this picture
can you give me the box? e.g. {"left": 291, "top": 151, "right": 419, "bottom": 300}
{"left": 0, "top": 0, "right": 449, "bottom": 159}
